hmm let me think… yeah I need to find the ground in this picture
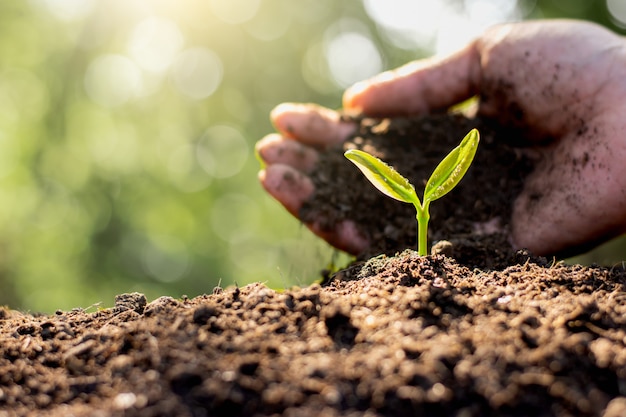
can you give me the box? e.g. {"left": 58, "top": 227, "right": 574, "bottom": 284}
{"left": 1, "top": 115, "right": 625, "bottom": 417}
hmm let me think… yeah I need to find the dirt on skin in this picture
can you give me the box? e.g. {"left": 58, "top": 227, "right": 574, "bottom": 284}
{"left": 1, "top": 114, "right": 626, "bottom": 417}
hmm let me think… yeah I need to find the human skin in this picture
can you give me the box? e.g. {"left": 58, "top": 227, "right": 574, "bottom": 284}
{"left": 256, "top": 19, "right": 626, "bottom": 257}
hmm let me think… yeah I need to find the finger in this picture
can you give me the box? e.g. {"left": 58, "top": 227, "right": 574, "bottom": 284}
{"left": 270, "top": 103, "right": 357, "bottom": 148}
{"left": 343, "top": 40, "right": 481, "bottom": 116}
{"left": 259, "top": 164, "right": 370, "bottom": 255}
{"left": 308, "top": 220, "right": 370, "bottom": 255}
{"left": 258, "top": 164, "right": 314, "bottom": 218}
{"left": 256, "top": 134, "right": 319, "bottom": 173}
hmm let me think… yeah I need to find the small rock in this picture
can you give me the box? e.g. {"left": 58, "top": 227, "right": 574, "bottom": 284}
{"left": 431, "top": 240, "right": 454, "bottom": 256}
{"left": 114, "top": 293, "right": 147, "bottom": 314}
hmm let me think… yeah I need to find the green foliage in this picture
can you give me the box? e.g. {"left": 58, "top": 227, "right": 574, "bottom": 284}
{"left": 0, "top": 1, "right": 369, "bottom": 312}
{"left": 345, "top": 128, "right": 480, "bottom": 256}
{"left": 424, "top": 128, "right": 480, "bottom": 202}
{"left": 342, "top": 150, "right": 420, "bottom": 205}
{"left": 0, "top": 1, "right": 619, "bottom": 312}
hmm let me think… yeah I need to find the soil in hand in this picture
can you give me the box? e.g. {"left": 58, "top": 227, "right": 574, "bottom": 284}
{"left": 301, "top": 113, "right": 534, "bottom": 269}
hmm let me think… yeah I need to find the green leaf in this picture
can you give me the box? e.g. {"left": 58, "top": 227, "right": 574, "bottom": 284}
{"left": 344, "top": 149, "right": 419, "bottom": 205}
{"left": 423, "top": 128, "right": 480, "bottom": 203}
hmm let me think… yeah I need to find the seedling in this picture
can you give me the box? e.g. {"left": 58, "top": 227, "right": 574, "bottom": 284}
{"left": 344, "top": 128, "right": 479, "bottom": 256}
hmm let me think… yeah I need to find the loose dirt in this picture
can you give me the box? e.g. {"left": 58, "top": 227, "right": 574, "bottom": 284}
{"left": 301, "top": 112, "right": 534, "bottom": 269}
{"left": 1, "top": 114, "right": 625, "bottom": 417}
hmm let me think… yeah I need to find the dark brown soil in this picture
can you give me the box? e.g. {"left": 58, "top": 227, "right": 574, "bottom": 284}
{"left": 2, "top": 255, "right": 626, "bottom": 417}
{"left": 301, "top": 113, "right": 535, "bottom": 269}
{"left": 1, "top": 115, "right": 626, "bottom": 417}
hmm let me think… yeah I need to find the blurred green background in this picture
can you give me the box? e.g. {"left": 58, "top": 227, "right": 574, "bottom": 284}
{"left": 1, "top": 0, "right": 624, "bottom": 313}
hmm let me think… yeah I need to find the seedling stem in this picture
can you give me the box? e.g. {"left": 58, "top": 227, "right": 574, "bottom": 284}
{"left": 344, "top": 128, "right": 479, "bottom": 256}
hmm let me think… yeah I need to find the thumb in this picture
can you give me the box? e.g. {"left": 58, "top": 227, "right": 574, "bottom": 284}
{"left": 343, "top": 40, "right": 481, "bottom": 116}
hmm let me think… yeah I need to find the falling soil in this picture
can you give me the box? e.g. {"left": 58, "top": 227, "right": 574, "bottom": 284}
{"left": 1, "top": 114, "right": 626, "bottom": 417}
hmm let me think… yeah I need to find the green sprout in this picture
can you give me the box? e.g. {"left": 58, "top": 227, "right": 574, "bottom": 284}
{"left": 344, "top": 128, "right": 480, "bottom": 256}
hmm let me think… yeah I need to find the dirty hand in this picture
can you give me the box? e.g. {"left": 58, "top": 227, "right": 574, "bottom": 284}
{"left": 256, "top": 19, "right": 626, "bottom": 257}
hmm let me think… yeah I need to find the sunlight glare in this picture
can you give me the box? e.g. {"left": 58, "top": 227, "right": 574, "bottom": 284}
{"left": 245, "top": 1, "right": 292, "bottom": 41}
{"left": 128, "top": 17, "right": 184, "bottom": 73}
{"left": 364, "top": 0, "right": 524, "bottom": 53}
{"left": 463, "top": 0, "right": 521, "bottom": 26}
{"left": 30, "top": 0, "right": 95, "bottom": 22}
{"left": 435, "top": 14, "right": 482, "bottom": 56}
{"left": 208, "top": 0, "right": 261, "bottom": 24}
{"left": 363, "top": 0, "right": 444, "bottom": 50}
{"left": 324, "top": 20, "right": 382, "bottom": 89}
{"left": 435, "top": 0, "right": 522, "bottom": 55}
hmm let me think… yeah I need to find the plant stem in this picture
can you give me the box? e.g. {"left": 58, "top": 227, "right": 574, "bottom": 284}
{"left": 416, "top": 204, "right": 430, "bottom": 256}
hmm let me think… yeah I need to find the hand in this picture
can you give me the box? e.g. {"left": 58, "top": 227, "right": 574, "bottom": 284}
{"left": 256, "top": 19, "right": 626, "bottom": 257}
{"left": 256, "top": 104, "right": 370, "bottom": 254}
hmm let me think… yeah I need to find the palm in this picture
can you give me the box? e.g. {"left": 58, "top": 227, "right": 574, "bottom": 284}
{"left": 257, "top": 20, "right": 626, "bottom": 256}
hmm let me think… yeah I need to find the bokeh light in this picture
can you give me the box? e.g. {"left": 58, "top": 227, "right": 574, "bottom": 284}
{"left": 245, "top": 1, "right": 292, "bottom": 41}
{"left": 171, "top": 47, "right": 223, "bottom": 100}
{"left": 208, "top": 0, "right": 261, "bottom": 24}
{"left": 84, "top": 54, "right": 143, "bottom": 107}
{"left": 363, "top": 0, "right": 444, "bottom": 50}
{"left": 463, "top": 0, "right": 522, "bottom": 26}
{"left": 324, "top": 19, "right": 383, "bottom": 88}
{"left": 128, "top": 17, "right": 184, "bottom": 73}
{"left": 607, "top": 0, "right": 626, "bottom": 28}
{"left": 363, "top": 0, "right": 527, "bottom": 54}
{"left": 0, "top": 0, "right": 622, "bottom": 312}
